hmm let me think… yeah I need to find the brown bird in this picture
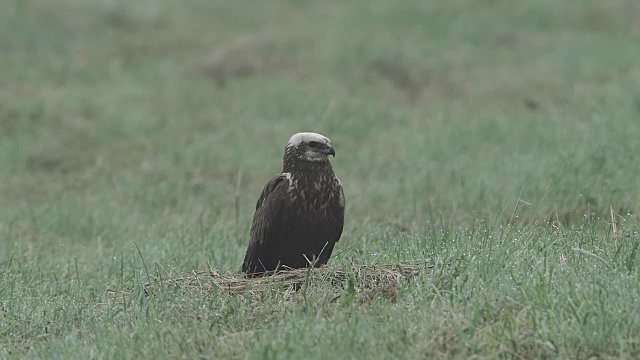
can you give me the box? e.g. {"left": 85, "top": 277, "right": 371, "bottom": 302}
{"left": 242, "top": 132, "right": 345, "bottom": 276}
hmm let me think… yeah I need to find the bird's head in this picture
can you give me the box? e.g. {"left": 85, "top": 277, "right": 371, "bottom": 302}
{"left": 286, "top": 132, "right": 335, "bottom": 162}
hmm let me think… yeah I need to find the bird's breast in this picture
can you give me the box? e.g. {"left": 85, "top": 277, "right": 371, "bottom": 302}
{"left": 286, "top": 179, "right": 341, "bottom": 215}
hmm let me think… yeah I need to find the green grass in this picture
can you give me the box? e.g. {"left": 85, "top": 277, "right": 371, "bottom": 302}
{"left": 2, "top": 0, "right": 640, "bottom": 358}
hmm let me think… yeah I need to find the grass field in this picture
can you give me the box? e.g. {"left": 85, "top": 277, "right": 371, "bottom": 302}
{"left": 2, "top": 0, "right": 640, "bottom": 358}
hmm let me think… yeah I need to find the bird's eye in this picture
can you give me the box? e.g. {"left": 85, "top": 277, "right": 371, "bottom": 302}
{"left": 308, "top": 141, "right": 319, "bottom": 148}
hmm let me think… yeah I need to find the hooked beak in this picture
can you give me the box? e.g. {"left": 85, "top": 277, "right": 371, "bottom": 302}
{"left": 320, "top": 146, "right": 336, "bottom": 157}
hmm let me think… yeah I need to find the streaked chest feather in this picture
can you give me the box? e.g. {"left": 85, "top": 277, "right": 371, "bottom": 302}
{"left": 286, "top": 173, "right": 343, "bottom": 213}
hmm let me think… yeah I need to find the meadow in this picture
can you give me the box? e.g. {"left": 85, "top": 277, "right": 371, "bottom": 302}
{"left": 2, "top": 0, "right": 640, "bottom": 358}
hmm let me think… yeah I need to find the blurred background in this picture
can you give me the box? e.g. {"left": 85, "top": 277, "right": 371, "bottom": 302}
{"left": 1, "top": 0, "right": 639, "bottom": 271}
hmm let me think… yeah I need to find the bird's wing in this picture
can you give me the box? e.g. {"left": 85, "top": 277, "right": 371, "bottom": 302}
{"left": 242, "top": 173, "right": 291, "bottom": 274}
{"left": 333, "top": 184, "right": 345, "bottom": 243}
{"left": 327, "top": 180, "right": 345, "bottom": 244}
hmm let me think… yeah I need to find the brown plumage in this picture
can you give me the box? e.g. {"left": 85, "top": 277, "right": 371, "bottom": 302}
{"left": 242, "top": 132, "right": 345, "bottom": 276}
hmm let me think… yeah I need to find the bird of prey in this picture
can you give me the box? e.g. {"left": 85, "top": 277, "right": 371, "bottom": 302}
{"left": 242, "top": 132, "right": 345, "bottom": 276}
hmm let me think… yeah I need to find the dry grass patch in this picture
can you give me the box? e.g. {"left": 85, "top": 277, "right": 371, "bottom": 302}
{"left": 122, "top": 260, "right": 432, "bottom": 300}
